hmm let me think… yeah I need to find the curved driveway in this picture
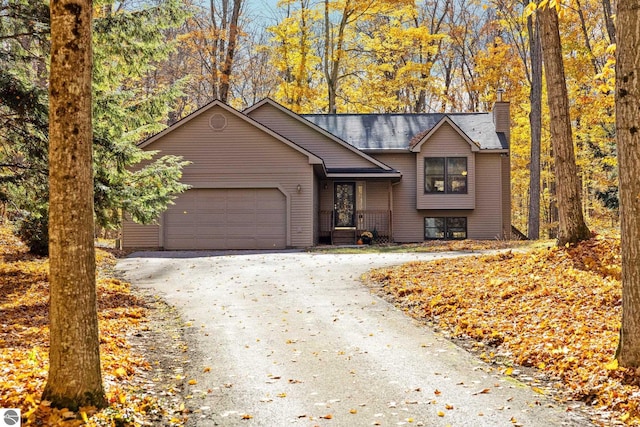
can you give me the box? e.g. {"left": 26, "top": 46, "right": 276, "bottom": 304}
{"left": 117, "top": 250, "right": 591, "bottom": 427}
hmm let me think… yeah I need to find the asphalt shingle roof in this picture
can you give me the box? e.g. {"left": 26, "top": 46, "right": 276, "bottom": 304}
{"left": 302, "top": 113, "right": 508, "bottom": 151}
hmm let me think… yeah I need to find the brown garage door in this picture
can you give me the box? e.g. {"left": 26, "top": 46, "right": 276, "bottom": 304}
{"left": 164, "top": 188, "right": 287, "bottom": 250}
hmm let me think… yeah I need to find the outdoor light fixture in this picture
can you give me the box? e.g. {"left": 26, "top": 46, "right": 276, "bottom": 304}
{"left": 297, "top": 184, "right": 302, "bottom": 192}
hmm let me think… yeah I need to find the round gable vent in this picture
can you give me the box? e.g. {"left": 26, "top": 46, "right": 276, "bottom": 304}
{"left": 209, "top": 113, "right": 227, "bottom": 131}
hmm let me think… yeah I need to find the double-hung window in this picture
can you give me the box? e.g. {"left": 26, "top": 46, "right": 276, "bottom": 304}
{"left": 424, "top": 157, "right": 468, "bottom": 194}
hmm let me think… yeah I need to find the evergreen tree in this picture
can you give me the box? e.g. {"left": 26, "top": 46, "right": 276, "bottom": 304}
{"left": 0, "top": 0, "right": 190, "bottom": 254}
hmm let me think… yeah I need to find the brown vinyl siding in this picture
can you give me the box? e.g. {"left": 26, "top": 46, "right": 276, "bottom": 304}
{"left": 123, "top": 100, "right": 510, "bottom": 249}
{"left": 121, "top": 216, "right": 160, "bottom": 248}
{"left": 247, "top": 104, "right": 376, "bottom": 169}
{"left": 122, "top": 105, "right": 315, "bottom": 249}
{"left": 365, "top": 181, "right": 391, "bottom": 210}
{"left": 471, "top": 154, "right": 504, "bottom": 239}
{"left": 374, "top": 153, "right": 424, "bottom": 242}
{"left": 415, "top": 123, "right": 475, "bottom": 209}
{"left": 501, "top": 153, "right": 512, "bottom": 238}
{"left": 313, "top": 174, "right": 320, "bottom": 244}
{"left": 374, "top": 152, "right": 507, "bottom": 241}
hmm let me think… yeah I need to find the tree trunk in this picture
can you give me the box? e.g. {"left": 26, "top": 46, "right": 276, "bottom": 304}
{"left": 575, "top": 0, "right": 600, "bottom": 75}
{"left": 42, "top": 0, "right": 105, "bottom": 410}
{"left": 602, "top": 0, "right": 616, "bottom": 44}
{"left": 615, "top": 0, "right": 640, "bottom": 367}
{"left": 323, "top": 0, "right": 349, "bottom": 114}
{"left": 538, "top": 5, "right": 591, "bottom": 245}
{"left": 527, "top": 13, "right": 542, "bottom": 240}
{"left": 219, "top": 0, "right": 242, "bottom": 102}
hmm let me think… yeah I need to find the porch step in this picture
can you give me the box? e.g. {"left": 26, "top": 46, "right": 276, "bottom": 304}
{"left": 332, "top": 229, "right": 357, "bottom": 245}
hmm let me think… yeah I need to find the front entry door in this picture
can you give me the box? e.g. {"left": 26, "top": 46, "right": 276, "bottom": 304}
{"left": 334, "top": 183, "right": 356, "bottom": 227}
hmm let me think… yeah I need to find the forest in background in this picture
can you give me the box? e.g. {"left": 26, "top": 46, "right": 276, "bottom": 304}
{"left": 0, "top": 0, "right": 618, "bottom": 244}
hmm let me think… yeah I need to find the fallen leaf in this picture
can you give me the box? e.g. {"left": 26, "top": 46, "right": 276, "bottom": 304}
{"left": 532, "top": 387, "right": 545, "bottom": 395}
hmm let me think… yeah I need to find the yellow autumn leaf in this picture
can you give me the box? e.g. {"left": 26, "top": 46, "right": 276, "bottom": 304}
{"left": 532, "top": 387, "right": 545, "bottom": 395}
{"left": 605, "top": 359, "right": 619, "bottom": 370}
{"left": 437, "top": 411, "right": 445, "bottom": 417}
{"left": 188, "top": 379, "right": 198, "bottom": 385}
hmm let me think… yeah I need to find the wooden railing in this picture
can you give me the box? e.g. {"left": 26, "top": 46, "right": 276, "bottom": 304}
{"left": 319, "top": 210, "right": 392, "bottom": 244}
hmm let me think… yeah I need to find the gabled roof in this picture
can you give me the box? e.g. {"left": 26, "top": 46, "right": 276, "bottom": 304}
{"left": 138, "top": 99, "right": 323, "bottom": 165}
{"left": 245, "top": 99, "right": 400, "bottom": 172}
{"left": 409, "top": 116, "right": 481, "bottom": 152}
{"left": 302, "top": 112, "right": 508, "bottom": 151}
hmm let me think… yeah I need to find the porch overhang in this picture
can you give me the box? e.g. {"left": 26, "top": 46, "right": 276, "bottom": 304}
{"left": 317, "top": 166, "right": 402, "bottom": 182}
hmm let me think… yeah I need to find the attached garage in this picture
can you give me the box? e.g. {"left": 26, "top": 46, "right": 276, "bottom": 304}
{"left": 164, "top": 188, "right": 287, "bottom": 250}
{"left": 122, "top": 100, "right": 326, "bottom": 250}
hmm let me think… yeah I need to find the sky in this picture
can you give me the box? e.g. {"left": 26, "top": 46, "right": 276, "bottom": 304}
{"left": 245, "top": 0, "right": 281, "bottom": 25}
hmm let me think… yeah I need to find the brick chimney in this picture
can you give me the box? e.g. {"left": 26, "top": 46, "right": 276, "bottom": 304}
{"left": 492, "top": 88, "right": 510, "bottom": 141}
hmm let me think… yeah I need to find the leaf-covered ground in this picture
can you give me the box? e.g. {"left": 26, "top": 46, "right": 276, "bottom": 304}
{"left": 1, "top": 224, "right": 633, "bottom": 426}
{"left": 366, "top": 235, "right": 635, "bottom": 426}
{"left": 0, "top": 226, "right": 189, "bottom": 426}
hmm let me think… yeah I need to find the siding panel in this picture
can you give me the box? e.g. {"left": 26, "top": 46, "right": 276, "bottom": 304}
{"left": 416, "top": 123, "right": 475, "bottom": 209}
{"left": 471, "top": 154, "right": 503, "bottom": 239}
{"left": 248, "top": 105, "right": 376, "bottom": 169}
{"left": 374, "top": 152, "right": 506, "bottom": 241}
{"left": 122, "top": 217, "right": 160, "bottom": 248}
{"left": 122, "top": 105, "right": 315, "bottom": 249}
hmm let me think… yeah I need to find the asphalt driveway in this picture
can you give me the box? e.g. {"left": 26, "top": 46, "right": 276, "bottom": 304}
{"left": 117, "top": 250, "right": 592, "bottom": 426}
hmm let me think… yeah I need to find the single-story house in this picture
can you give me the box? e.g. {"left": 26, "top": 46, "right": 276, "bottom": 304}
{"left": 122, "top": 97, "right": 511, "bottom": 250}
